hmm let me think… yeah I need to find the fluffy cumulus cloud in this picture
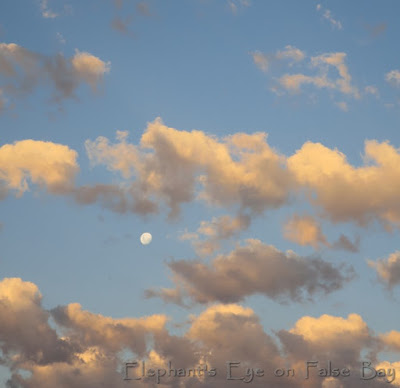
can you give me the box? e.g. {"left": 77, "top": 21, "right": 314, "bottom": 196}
{"left": 276, "top": 313, "right": 387, "bottom": 387}
{"left": 0, "top": 42, "right": 110, "bottom": 110}
{"left": 287, "top": 140, "right": 400, "bottom": 226}
{"left": 0, "top": 139, "right": 79, "bottom": 196}
{"left": 381, "top": 331, "right": 400, "bottom": 353}
{"left": 1, "top": 278, "right": 399, "bottom": 387}
{"left": 85, "top": 118, "right": 293, "bottom": 218}
{"left": 3, "top": 121, "right": 400, "bottom": 233}
{"left": 368, "top": 251, "right": 400, "bottom": 289}
{"left": 145, "top": 239, "right": 355, "bottom": 305}
{"left": 0, "top": 278, "right": 75, "bottom": 366}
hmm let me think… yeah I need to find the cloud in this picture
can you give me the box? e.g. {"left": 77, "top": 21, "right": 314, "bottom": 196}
{"left": 252, "top": 46, "right": 361, "bottom": 104}
{"left": 385, "top": 70, "right": 400, "bottom": 88}
{"left": 368, "top": 251, "right": 400, "bottom": 289}
{"left": 287, "top": 140, "right": 400, "bottom": 226}
{"left": 3, "top": 122, "right": 400, "bottom": 233}
{"left": 251, "top": 45, "right": 305, "bottom": 73}
{"left": 365, "top": 22, "right": 387, "bottom": 38}
{"left": 276, "top": 45, "right": 306, "bottom": 63}
{"left": 0, "top": 42, "right": 110, "bottom": 110}
{"left": 136, "top": 1, "right": 152, "bottom": 17}
{"left": 71, "top": 50, "right": 111, "bottom": 91}
{"left": 180, "top": 213, "right": 251, "bottom": 256}
{"left": 228, "top": 0, "right": 251, "bottom": 14}
{"left": 111, "top": 16, "right": 134, "bottom": 35}
{"left": 0, "top": 278, "right": 75, "bottom": 366}
{"left": 284, "top": 215, "right": 359, "bottom": 252}
{"left": 280, "top": 52, "right": 359, "bottom": 98}
{"left": 251, "top": 51, "right": 269, "bottom": 72}
{"left": 331, "top": 234, "right": 360, "bottom": 253}
{"left": 0, "top": 139, "right": 79, "bottom": 196}
{"left": 381, "top": 330, "right": 400, "bottom": 353}
{"left": 284, "top": 214, "right": 329, "bottom": 248}
{"left": 146, "top": 239, "right": 355, "bottom": 305}
{"left": 2, "top": 277, "right": 399, "bottom": 387}
{"left": 277, "top": 313, "right": 378, "bottom": 381}
{"left": 56, "top": 32, "right": 66, "bottom": 45}
{"left": 336, "top": 101, "right": 348, "bottom": 111}
{"left": 85, "top": 119, "right": 293, "bottom": 218}
{"left": 0, "top": 88, "right": 5, "bottom": 111}
{"left": 40, "top": 0, "right": 58, "bottom": 19}
{"left": 365, "top": 85, "right": 379, "bottom": 97}
{"left": 51, "top": 303, "right": 167, "bottom": 356}
{"left": 316, "top": 4, "right": 343, "bottom": 30}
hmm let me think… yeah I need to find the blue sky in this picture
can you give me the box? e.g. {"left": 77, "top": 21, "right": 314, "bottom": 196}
{"left": 1, "top": 1, "right": 400, "bottom": 387}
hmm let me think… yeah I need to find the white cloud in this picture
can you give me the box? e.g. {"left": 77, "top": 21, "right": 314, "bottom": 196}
{"left": 40, "top": 0, "right": 58, "bottom": 19}
{"left": 385, "top": 69, "right": 400, "bottom": 87}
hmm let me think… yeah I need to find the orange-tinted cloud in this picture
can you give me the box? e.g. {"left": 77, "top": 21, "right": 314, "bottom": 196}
{"left": 284, "top": 214, "right": 329, "bottom": 248}
{"left": 368, "top": 251, "right": 400, "bottom": 289}
{"left": 288, "top": 140, "right": 400, "bottom": 226}
{"left": 86, "top": 118, "right": 293, "bottom": 218}
{"left": 2, "top": 277, "right": 398, "bottom": 387}
{"left": 0, "top": 139, "right": 78, "bottom": 196}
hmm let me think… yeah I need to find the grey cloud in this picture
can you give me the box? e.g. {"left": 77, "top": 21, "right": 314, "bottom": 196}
{"left": 146, "top": 239, "right": 356, "bottom": 305}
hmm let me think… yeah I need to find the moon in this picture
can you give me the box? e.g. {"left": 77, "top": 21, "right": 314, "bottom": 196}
{"left": 140, "top": 232, "right": 152, "bottom": 245}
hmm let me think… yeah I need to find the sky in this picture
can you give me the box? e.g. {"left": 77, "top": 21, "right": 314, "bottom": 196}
{"left": 0, "top": 1, "right": 400, "bottom": 387}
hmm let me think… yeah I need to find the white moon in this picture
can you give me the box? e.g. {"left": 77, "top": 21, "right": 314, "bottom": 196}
{"left": 140, "top": 232, "right": 152, "bottom": 245}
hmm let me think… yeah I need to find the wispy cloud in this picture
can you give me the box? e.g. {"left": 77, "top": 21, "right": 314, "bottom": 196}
{"left": 228, "top": 0, "right": 251, "bottom": 14}
{"left": 368, "top": 251, "right": 400, "bottom": 290}
{"left": 385, "top": 69, "right": 400, "bottom": 87}
{"left": 316, "top": 4, "right": 343, "bottom": 30}
{"left": 252, "top": 46, "right": 363, "bottom": 106}
{"left": 40, "top": 0, "right": 58, "bottom": 19}
{"left": 0, "top": 43, "right": 110, "bottom": 111}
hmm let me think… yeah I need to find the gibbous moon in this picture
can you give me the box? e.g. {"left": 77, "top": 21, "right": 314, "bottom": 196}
{"left": 140, "top": 232, "right": 152, "bottom": 245}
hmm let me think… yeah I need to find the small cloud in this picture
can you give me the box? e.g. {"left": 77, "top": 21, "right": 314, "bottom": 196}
{"left": 136, "top": 1, "right": 152, "bottom": 17}
{"left": 56, "top": 32, "right": 66, "bottom": 45}
{"left": 251, "top": 45, "right": 305, "bottom": 73}
{"left": 316, "top": 4, "right": 343, "bottom": 30}
{"left": 336, "top": 101, "right": 348, "bottom": 111}
{"left": 284, "top": 214, "right": 329, "bottom": 249}
{"left": 111, "top": 16, "right": 134, "bottom": 35}
{"left": 365, "top": 22, "right": 387, "bottom": 38}
{"left": 332, "top": 234, "right": 360, "bottom": 253}
{"left": 276, "top": 45, "right": 306, "bottom": 63}
{"left": 227, "top": 0, "right": 251, "bottom": 14}
{"left": 251, "top": 51, "right": 269, "bottom": 72}
{"left": 365, "top": 85, "right": 379, "bottom": 97}
{"left": 385, "top": 69, "right": 400, "bottom": 88}
{"left": 368, "top": 251, "right": 400, "bottom": 290}
{"left": 40, "top": 0, "right": 58, "bottom": 19}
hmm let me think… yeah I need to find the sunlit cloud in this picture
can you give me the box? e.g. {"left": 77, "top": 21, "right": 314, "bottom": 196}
{"left": 368, "top": 251, "right": 400, "bottom": 289}
{"left": 0, "top": 42, "right": 110, "bottom": 111}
